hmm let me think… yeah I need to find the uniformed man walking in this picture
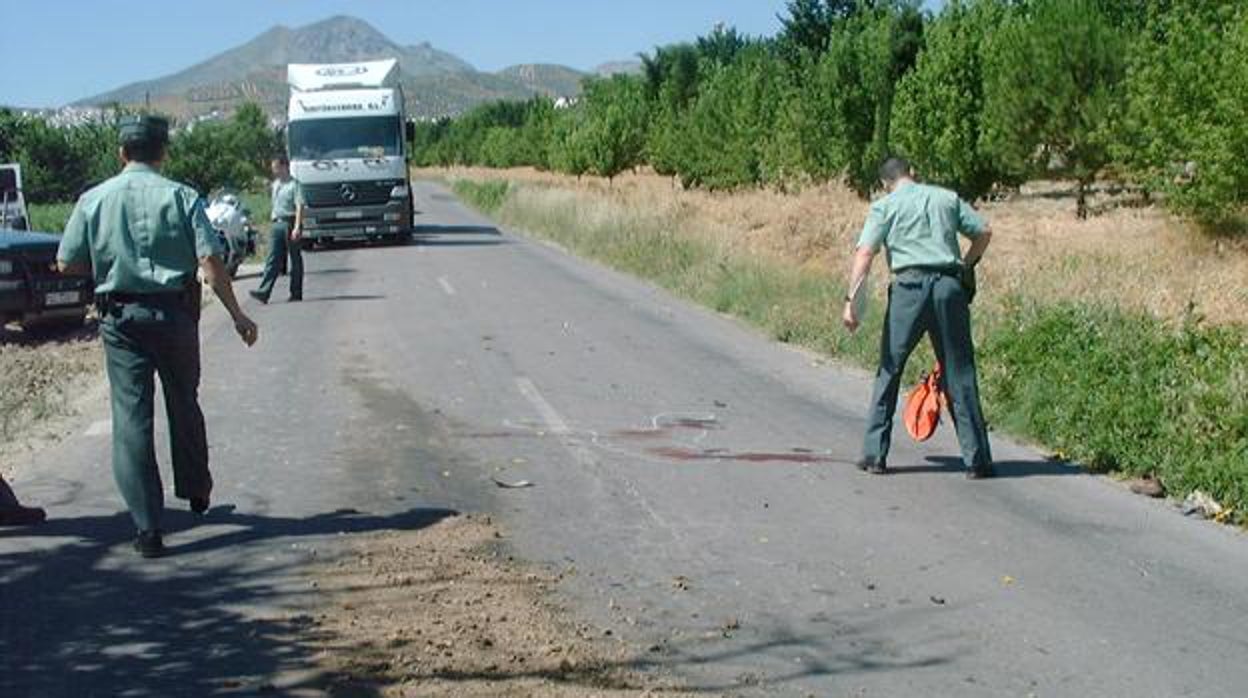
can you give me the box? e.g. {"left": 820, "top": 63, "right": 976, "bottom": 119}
{"left": 250, "top": 154, "right": 303, "bottom": 303}
{"left": 843, "top": 157, "right": 995, "bottom": 478}
{"left": 57, "top": 115, "right": 259, "bottom": 557}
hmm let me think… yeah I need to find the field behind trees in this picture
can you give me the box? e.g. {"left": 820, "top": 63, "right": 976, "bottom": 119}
{"left": 413, "top": 0, "right": 1248, "bottom": 229}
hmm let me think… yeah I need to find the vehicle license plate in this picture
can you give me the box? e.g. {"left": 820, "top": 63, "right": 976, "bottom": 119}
{"left": 45, "top": 291, "right": 79, "bottom": 306}
{"left": 336, "top": 210, "right": 363, "bottom": 220}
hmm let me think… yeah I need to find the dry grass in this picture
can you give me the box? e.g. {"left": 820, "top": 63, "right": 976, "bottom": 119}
{"left": 425, "top": 167, "right": 1248, "bottom": 327}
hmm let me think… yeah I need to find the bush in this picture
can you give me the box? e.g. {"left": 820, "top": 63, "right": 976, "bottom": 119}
{"left": 982, "top": 300, "right": 1248, "bottom": 517}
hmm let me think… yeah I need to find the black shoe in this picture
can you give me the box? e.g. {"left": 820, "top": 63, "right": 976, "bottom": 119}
{"left": 287, "top": 294, "right": 302, "bottom": 302}
{"left": 856, "top": 457, "right": 887, "bottom": 475}
{"left": 190, "top": 496, "right": 210, "bottom": 515}
{"left": 248, "top": 290, "right": 269, "bottom": 304}
{"left": 966, "top": 463, "right": 996, "bottom": 480}
{"left": 133, "top": 530, "right": 166, "bottom": 558}
{"left": 0, "top": 505, "right": 47, "bottom": 526}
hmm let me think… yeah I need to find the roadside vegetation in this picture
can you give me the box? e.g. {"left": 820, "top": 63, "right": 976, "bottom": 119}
{"left": 0, "top": 102, "right": 281, "bottom": 209}
{"left": 445, "top": 169, "right": 1248, "bottom": 525}
{"left": 415, "top": 0, "right": 1248, "bottom": 230}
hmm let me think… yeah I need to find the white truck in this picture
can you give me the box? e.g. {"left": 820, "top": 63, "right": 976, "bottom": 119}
{"left": 285, "top": 59, "right": 415, "bottom": 246}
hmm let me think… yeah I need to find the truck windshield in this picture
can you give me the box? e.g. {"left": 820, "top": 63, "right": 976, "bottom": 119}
{"left": 288, "top": 116, "right": 401, "bottom": 160}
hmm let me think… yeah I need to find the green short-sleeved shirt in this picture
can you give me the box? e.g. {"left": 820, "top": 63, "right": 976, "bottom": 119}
{"left": 270, "top": 177, "right": 302, "bottom": 220}
{"left": 57, "top": 163, "right": 223, "bottom": 295}
{"left": 856, "top": 182, "right": 986, "bottom": 272}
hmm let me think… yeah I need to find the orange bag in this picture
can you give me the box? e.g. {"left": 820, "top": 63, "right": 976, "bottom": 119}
{"left": 903, "top": 363, "right": 947, "bottom": 442}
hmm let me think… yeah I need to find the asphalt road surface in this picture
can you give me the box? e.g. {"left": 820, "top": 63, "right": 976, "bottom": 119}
{"left": 3, "top": 181, "right": 1246, "bottom": 697}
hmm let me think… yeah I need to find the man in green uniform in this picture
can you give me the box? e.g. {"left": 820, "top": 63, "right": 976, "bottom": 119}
{"left": 250, "top": 154, "right": 303, "bottom": 303}
{"left": 57, "top": 115, "right": 259, "bottom": 557}
{"left": 843, "top": 157, "right": 995, "bottom": 478}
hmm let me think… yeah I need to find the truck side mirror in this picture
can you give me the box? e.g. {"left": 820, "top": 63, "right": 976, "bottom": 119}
{"left": 405, "top": 120, "right": 416, "bottom": 143}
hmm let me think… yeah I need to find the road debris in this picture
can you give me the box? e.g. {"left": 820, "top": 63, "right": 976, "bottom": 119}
{"left": 1127, "top": 476, "right": 1165, "bottom": 498}
{"left": 492, "top": 477, "right": 535, "bottom": 489}
{"left": 1181, "top": 490, "right": 1224, "bottom": 519}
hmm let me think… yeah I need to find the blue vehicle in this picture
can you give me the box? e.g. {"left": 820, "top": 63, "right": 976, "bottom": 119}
{"left": 0, "top": 229, "right": 93, "bottom": 332}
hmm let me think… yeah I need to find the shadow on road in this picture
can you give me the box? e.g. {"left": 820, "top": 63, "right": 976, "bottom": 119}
{"left": 414, "top": 224, "right": 501, "bottom": 236}
{"left": 0, "top": 506, "right": 455, "bottom": 698}
{"left": 414, "top": 237, "right": 510, "bottom": 248}
{"left": 885, "top": 455, "right": 1082, "bottom": 478}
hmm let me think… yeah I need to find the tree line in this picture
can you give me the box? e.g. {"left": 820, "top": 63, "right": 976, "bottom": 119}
{"left": 412, "top": 0, "right": 1248, "bottom": 224}
{"left": 0, "top": 103, "right": 281, "bottom": 206}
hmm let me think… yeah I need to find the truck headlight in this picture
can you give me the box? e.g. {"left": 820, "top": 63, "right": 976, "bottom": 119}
{"left": 0, "top": 260, "right": 13, "bottom": 275}
{"left": 389, "top": 185, "right": 409, "bottom": 199}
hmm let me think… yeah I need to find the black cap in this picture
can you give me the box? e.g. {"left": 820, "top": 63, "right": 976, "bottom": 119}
{"left": 118, "top": 115, "right": 170, "bottom": 146}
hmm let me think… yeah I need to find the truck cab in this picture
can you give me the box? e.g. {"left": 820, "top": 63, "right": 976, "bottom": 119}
{"left": 286, "top": 59, "right": 415, "bottom": 246}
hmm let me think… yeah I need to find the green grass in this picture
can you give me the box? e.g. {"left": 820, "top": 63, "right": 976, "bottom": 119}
{"left": 25, "top": 202, "right": 74, "bottom": 234}
{"left": 452, "top": 176, "right": 1248, "bottom": 524}
{"left": 25, "top": 191, "right": 271, "bottom": 261}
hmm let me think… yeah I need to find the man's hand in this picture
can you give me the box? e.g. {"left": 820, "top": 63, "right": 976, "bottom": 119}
{"left": 289, "top": 226, "right": 302, "bottom": 242}
{"left": 234, "top": 314, "right": 259, "bottom": 346}
{"left": 200, "top": 254, "right": 258, "bottom": 346}
{"left": 842, "top": 301, "right": 859, "bottom": 333}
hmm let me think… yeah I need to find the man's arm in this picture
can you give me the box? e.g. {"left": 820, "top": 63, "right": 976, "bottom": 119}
{"left": 56, "top": 199, "right": 92, "bottom": 276}
{"left": 842, "top": 245, "right": 877, "bottom": 333}
{"left": 199, "top": 255, "right": 258, "bottom": 346}
{"left": 963, "top": 225, "right": 992, "bottom": 267}
{"left": 56, "top": 260, "right": 90, "bottom": 275}
{"left": 291, "top": 201, "right": 304, "bottom": 241}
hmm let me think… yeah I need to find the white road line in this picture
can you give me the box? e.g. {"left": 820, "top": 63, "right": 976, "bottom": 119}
{"left": 437, "top": 276, "right": 456, "bottom": 295}
{"left": 84, "top": 419, "right": 110, "bottom": 437}
{"left": 514, "top": 377, "right": 570, "bottom": 435}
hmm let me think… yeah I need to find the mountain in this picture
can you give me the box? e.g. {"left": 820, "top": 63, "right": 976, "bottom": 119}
{"left": 496, "top": 64, "right": 587, "bottom": 97}
{"left": 593, "top": 60, "right": 644, "bottom": 77}
{"left": 75, "top": 16, "right": 586, "bottom": 119}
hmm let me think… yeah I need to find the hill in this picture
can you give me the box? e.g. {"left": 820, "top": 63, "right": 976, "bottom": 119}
{"left": 75, "top": 16, "right": 589, "bottom": 119}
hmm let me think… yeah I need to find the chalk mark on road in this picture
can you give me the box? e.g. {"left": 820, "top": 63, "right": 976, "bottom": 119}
{"left": 437, "top": 276, "right": 456, "bottom": 296}
{"left": 515, "top": 377, "right": 570, "bottom": 435}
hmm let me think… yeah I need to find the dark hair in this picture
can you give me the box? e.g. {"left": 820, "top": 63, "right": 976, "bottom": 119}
{"left": 122, "top": 138, "right": 166, "bottom": 164}
{"left": 271, "top": 153, "right": 290, "bottom": 166}
{"left": 878, "top": 157, "right": 913, "bottom": 184}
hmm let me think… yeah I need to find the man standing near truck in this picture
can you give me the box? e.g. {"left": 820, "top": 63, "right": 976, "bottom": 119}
{"left": 842, "top": 157, "right": 995, "bottom": 479}
{"left": 57, "top": 115, "right": 259, "bottom": 557}
{"left": 250, "top": 154, "right": 304, "bottom": 304}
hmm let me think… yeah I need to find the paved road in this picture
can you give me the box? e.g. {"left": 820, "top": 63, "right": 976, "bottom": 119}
{"left": 3, "top": 181, "right": 1246, "bottom": 697}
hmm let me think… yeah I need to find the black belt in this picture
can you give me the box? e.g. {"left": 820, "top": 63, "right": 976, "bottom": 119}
{"left": 97, "top": 290, "right": 189, "bottom": 309}
{"left": 894, "top": 265, "right": 962, "bottom": 278}
{"left": 272, "top": 215, "right": 296, "bottom": 223}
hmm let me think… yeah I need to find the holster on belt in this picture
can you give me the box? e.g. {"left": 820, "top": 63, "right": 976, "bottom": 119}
{"left": 184, "top": 277, "right": 203, "bottom": 323}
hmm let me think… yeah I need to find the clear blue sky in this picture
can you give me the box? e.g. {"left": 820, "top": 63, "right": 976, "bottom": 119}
{"left": 2, "top": 0, "right": 942, "bottom": 108}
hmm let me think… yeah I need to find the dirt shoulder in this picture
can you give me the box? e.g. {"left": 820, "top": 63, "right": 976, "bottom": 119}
{"left": 0, "top": 323, "right": 104, "bottom": 479}
{"left": 306, "top": 514, "right": 694, "bottom": 697}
